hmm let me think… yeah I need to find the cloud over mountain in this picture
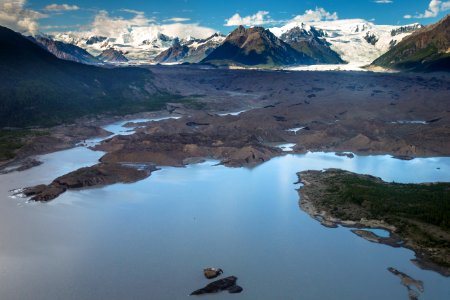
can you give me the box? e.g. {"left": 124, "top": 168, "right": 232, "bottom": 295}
{"left": 58, "top": 9, "right": 215, "bottom": 44}
{"left": 289, "top": 7, "right": 338, "bottom": 23}
{"left": 404, "top": 0, "right": 450, "bottom": 19}
{"left": 224, "top": 7, "right": 338, "bottom": 28}
{"left": 225, "top": 11, "right": 271, "bottom": 26}
{"left": 0, "top": 0, "right": 46, "bottom": 34}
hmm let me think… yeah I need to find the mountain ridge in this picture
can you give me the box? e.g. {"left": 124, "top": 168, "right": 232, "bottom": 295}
{"left": 30, "top": 36, "right": 103, "bottom": 65}
{"left": 371, "top": 14, "right": 450, "bottom": 72}
{"left": 0, "top": 25, "right": 167, "bottom": 127}
{"left": 202, "top": 26, "right": 315, "bottom": 67}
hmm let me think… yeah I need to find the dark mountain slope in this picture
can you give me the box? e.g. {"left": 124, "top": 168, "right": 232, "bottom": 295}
{"left": 97, "top": 48, "right": 129, "bottom": 63}
{"left": 0, "top": 26, "right": 166, "bottom": 127}
{"left": 371, "top": 14, "right": 450, "bottom": 72}
{"left": 202, "top": 26, "right": 314, "bottom": 66}
{"left": 154, "top": 39, "right": 189, "bottom": 63}
{"left": 280, "top": 26, "right": 344, "bottom": 64}
{"left": 31, "top": 36, "right": 102, "bottom": 65}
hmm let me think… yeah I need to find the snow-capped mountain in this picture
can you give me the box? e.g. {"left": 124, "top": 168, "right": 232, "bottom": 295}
{"left": 202, "top": 26, "right": 316, "bottom": 67}
{"left": 279, "top": 26, "right": 344, "bottom": 64}
{"left": 372, "top": 15, "right": 450, "bottom": 72}
{"left": 51, "top": 31, "right": 179, "bottom": 63}
{"left": 154, "top": 33, "right": 225, "bottom": 63}
{"left": 30, "top": 35, "right": 103, "bottom": 65}
{"left": 270, "top": 20, "right": 422, "bottom": 67}
{"left": 97, "top": 48, "right": 129, "bottom": 63}
{"left": 44, "top": 18, "right": 421, "bottom": 67}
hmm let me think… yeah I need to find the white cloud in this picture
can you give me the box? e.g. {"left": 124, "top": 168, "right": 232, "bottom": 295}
{"left": 374, "top": 0, "right": 393, "bottom": 3}
{"left": 0, "top": 0, "right": 47, "bottom": 33}
{"left": 290, "top": 7, "right": 338, "bottom": 23}
{"left": 404, "top": 0, "right": 450, "bottom": 19}
{"left": 66, "top": 9, "right": 215, "bottom": 41}
{"left": 90, "top": 10, "right": 150, "bottom": 37}
{"left": 45, "top": 4, "right": 79, "bottom": 11}
{"left": 165, "top": 17, "right": 190, "bottom": 22}
{"left": 224, "top": 7, "right": 338, "bottom": 30}
{"left": 225, "top": 11, "right": 271, "bottom": 26}
{"left": 120, "top": 9, "right": 145, "bottom": 15}
{"left": 160, "top": 23, "right": 215, "bottom": 38}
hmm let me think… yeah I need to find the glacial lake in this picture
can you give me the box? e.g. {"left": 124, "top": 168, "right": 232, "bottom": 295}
{"left": 0, "top": 120, "right": 449, "bottom": 300}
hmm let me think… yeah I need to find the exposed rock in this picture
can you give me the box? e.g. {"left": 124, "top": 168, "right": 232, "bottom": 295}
{"left": 280, "top": 26, "right": 344, "bottom": 64}
{"left": 96, "top": 130, "right": 281, "bottom": 168}
{"left": 392, "top": 155, "right": 414, "bottom": 160}
{"left": 21, "top": 163, "right": 156, "bottom": 201}
{"left": 388, "top": 267, "right": 424, "bottom": 300}
{"left": 186, "top": 121, "right": 209, "bottom": 127}
{"left": 203, "top": 267, "right": 223, "bottom": 279}
{"left": 202, "top": 26, "right": 314, "bottom": 66}
{"left": 190, "top": 276, "right": 242, "bottom": 295}
{"left": 154, "top": 39, "right": 189, "bottom": 63}
{"left": 97, "top": 48, "right": 128, "bottom": 63}
{"left": 0, "top": 158, "right": 42, "bottom": 174}
{"left": 228, "top": 285, "right": 243, "bottom": 294}
{"left": 335, "top": 152, "right": 354, "bottom": 158}
{"left": 364, "top": 32, "right": 379, "bottom": 46}
{"left": 31, "top": 36, "right": 102, "bottom": 65}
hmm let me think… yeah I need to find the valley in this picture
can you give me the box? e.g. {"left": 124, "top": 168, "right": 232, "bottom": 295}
{"left": 0, "top": 8, "right": 450, "bottom": 300}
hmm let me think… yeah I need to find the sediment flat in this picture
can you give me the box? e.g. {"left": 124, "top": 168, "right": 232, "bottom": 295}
{"left": 6, "top": 68, "right": 450, "bottom": 204}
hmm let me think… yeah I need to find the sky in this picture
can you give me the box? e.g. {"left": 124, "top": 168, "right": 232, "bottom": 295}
{"left": 1, "top": 0, "right": 450, "bottom": 38}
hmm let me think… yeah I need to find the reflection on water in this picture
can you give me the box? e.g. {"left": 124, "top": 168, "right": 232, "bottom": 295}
{"left": 217, "top": 110, "right": 248, "bottom": 116}
{"left": 0, "top": 151, "right": 449, "bottom": 300}
{"left": 277, "top": 143, "right": 297, "bottom": 152}
{"left": 81, "top": 116, "right": 181, "bottom": 147}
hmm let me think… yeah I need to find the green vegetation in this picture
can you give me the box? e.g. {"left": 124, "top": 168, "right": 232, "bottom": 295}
{"left": 0, "top": 25, "right": 183, "bottom": 128}
{"left": 0, "top": 129, "right": 48, "bottom": 161}
{"left": 321, "top": 172, "right": 450, "bottom": 230}
{"left": 299, "top": 169, "right": 450, "bottom": 269}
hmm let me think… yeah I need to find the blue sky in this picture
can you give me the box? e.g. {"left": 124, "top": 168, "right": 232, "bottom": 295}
{"left": 1, "top": 0, "right": 450, "bottom": 35}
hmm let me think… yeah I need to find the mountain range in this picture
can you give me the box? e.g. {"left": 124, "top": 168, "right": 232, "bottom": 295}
{"left": 154, "top": 33, "right": 225, "bottom": 64}
{"left": 279, "top": 26, "right": 344, "bottom": 64}
{"left": 97, "top": 48, "right": 129, "bottom": 63}
{"left": 30, "top": 36, "right": 102, "bottom": 65}
{"left": 0, "top": 15, "right": 449, "bottom": 130}
{"left": 43, "top": 18, "right": 425, "bottom": 68}
{"left": 202, "top": 26, "right": 316, "bottom": 66}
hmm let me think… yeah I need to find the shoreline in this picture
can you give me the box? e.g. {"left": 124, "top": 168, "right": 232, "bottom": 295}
{"left": 297, "top": 169, "right": 450, "bottom": 277}
{"left": 3, "top": 69, "right": 450, "bottom": 173}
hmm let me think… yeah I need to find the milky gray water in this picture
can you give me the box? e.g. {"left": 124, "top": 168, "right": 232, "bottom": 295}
{"left": 0, "top": 120, "right": 449, "bottom": 300}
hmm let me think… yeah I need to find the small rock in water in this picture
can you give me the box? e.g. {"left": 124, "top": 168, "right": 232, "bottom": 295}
{"left": 203, "top": 267, "right": 223, "bottom": 279}
{"left": 387, "top": 267, "right": 424, "bottom": 300}
{"left": 190, "top": 276, "right": 243, "bottom": 295}
{"left": 228, "top": 285, "right": 243, "bottom": 294}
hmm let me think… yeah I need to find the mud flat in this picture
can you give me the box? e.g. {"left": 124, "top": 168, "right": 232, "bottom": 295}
{"left": 297, "top": 169, "right": 450, "bottom": 276}
{"left": 6, "top": 69, "right": 450, "bottom": 202}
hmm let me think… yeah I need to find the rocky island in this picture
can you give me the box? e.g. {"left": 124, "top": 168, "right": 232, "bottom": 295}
{"left": 297, "top": 169, "right": 450, "bottom": 276}
{"left": 22, "top": 163, "right": 156, "bottom": 201}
